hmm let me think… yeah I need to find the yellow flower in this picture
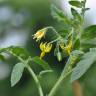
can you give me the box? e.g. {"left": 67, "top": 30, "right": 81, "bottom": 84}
{"left": 60, "top": 40, "right": 73, "bottom": 55}
{"left": 40, "top": 42, "right": 52, "bottom": 59}
{"left": 60, "top": 43, "right": 65, "bottom": 49}
{"left": 33, "top": 28, "right": 47, "bottom": 42}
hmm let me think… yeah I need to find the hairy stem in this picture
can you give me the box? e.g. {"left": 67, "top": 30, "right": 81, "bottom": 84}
{"left": 27, "top": 65, "right": 44, "bottom": 96}
{"left": 48, "top": 70, "right": 72, "bottom": 96}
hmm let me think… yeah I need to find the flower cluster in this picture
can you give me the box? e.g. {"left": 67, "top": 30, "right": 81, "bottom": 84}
{"left": 40, "top": 42, "right": 52, "bottom": 59}
{"left": 32, "top": 27, "right": 73, "bottom": 60}
{"left": 60, "top": 40, "right": 73, "bottom": 55}
{"left": 33, "top": 28, "right": 52, "bottom": 59}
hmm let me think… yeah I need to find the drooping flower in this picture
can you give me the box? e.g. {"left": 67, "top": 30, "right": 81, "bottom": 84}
{"left": 40, "top": 42, "right": 52, "bottom": 59}
{"left": 33, "top": 28, "right": 47, "bottom": 42}
{"left": 60, "top": 42, "right": 65, "bottom": 50}
{"left": 60, "top": 40, "right": 73, "bottom": 55}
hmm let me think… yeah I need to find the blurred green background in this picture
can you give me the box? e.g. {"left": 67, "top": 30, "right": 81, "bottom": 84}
{"left": 0, "top": 0, "right": 96, "bottom": 96}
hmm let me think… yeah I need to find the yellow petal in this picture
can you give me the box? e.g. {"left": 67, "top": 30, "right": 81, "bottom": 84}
{"left": 40, "top": 52, "right": 45, "bottom": 59}
{"left": 60, "top": 43, "right": 65, "bottom": 49}
{"left": 40, "top": 42, "right": 44, "bottom": 51}
{"left": 33, "top": 28, "right": 47, "bottom": 42}
{"left": 45, "top": 43, "right": 52, "bottom": 53}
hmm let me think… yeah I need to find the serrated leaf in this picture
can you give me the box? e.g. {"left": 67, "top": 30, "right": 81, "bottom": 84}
{"left": 82, "top": 25, "right": 96, "bottom": 39}
{"left": 32, "top": 56, "right": 51, "bottom": 70}
{"left": 51, "top": 4, "right": 65, "bottom": 21}
{"left": 0, "top": 46, "right": 29, "bottom": 60}
{"left": 73, "top": 39, "right": 80, "bottom": 50}
{"left": 71, "top": 8, "right": 82, "bottom": 22}
{"left": 51, "top": 5, "right": 70, "bottom": 24}
{"left": 81, "top": 25, "right": 96, "bottom": 49}
{"left": 11, "top": 63, "right": 25, "bottom": 87}
{"left": 69, "top": 1, "right": 82, "bottom": 8}
{"left": 71, "top": 51, "right": 96, "bottom": 82}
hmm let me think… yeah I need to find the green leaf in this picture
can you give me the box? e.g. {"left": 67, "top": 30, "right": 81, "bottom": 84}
{"left": 71, "top": 8, "right": 82, "bottom": 22}
{"left": 81, "top": 25, "right": 96, "bottom": 49}
{"left": 81, "top": 38, "right": 96, "bottom": 45}
{"left": 0, "top": 46, "right": 30, "bottom": 60}
{"left": 11, "top": 63, "right": 25, "bottom": 87}
{"left": 32, "top": 56, "right": 51, "bottom": 70}
{"left": 51, "top": 5, "right": 70, "bottom": 24}
{"left": 59, "top": 29, "right": 69, "bottom": 37}
{"left": 51, "top": 4, "right": 65, "bottom": 21}
{"left": 69, "top": 1, "right": 82, "bottom": 8}
{"left": 71, "top": 51, "right": 96, "bottom": 82}
{"left": 82, "top": 25, "right": 96, "bottom": 39}
{"left": 45, "top": 27, "right": 60, "bottom": 41}
{"left": 73, "top": 39, "right": 80, "bottom": 50}
{"left": 90, "top": 48, "right": 96, "bottom": 52}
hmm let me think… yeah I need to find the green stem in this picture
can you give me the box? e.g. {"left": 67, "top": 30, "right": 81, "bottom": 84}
{"left": 48, "top": 70, "right": 72, "bottom": 96}
{"left": 49, "top": 37, "right": 61, "bottom": 44}
{"left": 27, "top": 65, "right": 44, "bottom": 96}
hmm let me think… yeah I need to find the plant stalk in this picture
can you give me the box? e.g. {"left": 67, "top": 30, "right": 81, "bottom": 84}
{"left": 27, "top": 65, "right": 44, "bottom": 96}
{"left": 48, "top": 70, "right": 72, "bottom": 96}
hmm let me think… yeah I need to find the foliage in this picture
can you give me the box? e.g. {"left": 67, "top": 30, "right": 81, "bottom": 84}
{"left": 0, "top": 0, "right": 96, "bottom": 96}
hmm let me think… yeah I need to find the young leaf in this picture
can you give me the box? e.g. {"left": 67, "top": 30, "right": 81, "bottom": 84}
{"left": 81, "top": 25, "right": 96, "bottom": 48}
{"left": 51, "top": 4, "right": 65, "bottom": 21}
{"left": 11, "top": 63, "right": 25, "bottom": 87}
{"left": 71, "top": 8, "right": 82, "bottom": 22}
{"left": 0, "top": 46, "right": 30, "bottom": 60}
{"left": 71, "top": 51, "right": 96, "bottom": 82}
{"left": 51, "top": 5, "right": 70, "bottom": 24}
{"left": 69, "top": 1, "right": 82, "bottom": 8}
{"left": 45, "top": 27, "right": 60, "bottom": 41}
{"left": 82, "top": 25, "right": 96, "bottom": 39}
{"left": 32, "top": 56, "right": 51, "bottom": 70}
{"left": 73, "top": 39, "right": 80, "bottom": 50}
